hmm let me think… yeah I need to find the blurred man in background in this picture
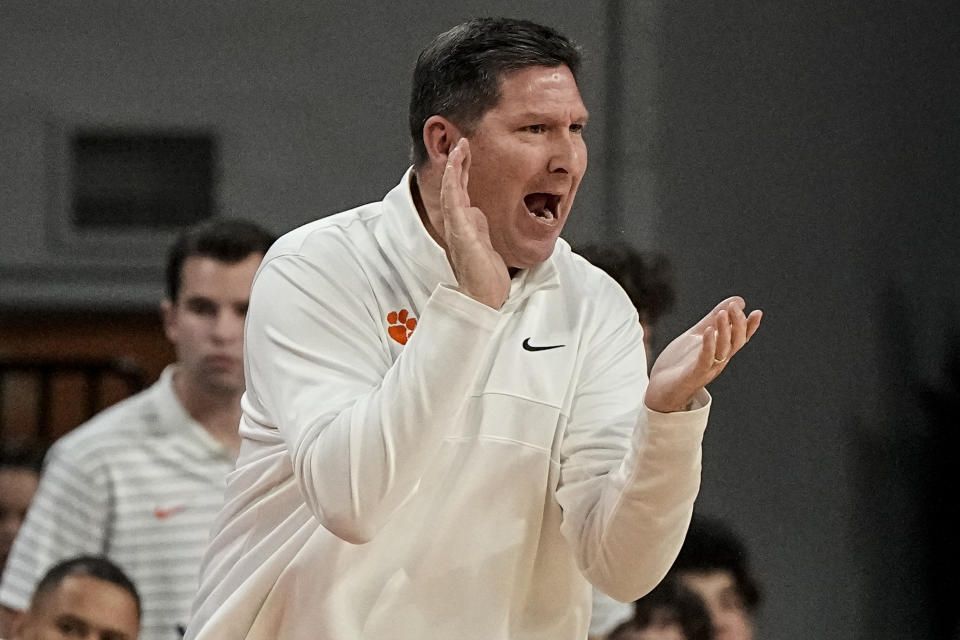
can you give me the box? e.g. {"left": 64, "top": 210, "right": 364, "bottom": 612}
{"left": 8, "top": 555, "right": 140, "bottom": 640}
{"left": 578, "top": 243, "right": 677, "bottom": 639}
{"left": 0, "top": 444, "right": 43, "bottom": 576}
{"left": 0, "top": 219, "right": 275, "bottom": 640}
{"left": 671, "top": 514, "right": 760, "bottom": 640}
{"left": 576, "top": 242, "right": 675, "bottom": 363}
{"left": 607, "top": 576, "right": 714, "bottom": 640}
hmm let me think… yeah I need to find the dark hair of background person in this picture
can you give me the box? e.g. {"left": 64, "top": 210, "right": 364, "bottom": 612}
{"left": 606, "top": 575, "right": 714, "bottom": 640}
{"left": 31, "top": 555, "right": 141, "bottom": 619}
{"left": 408, "top": 16, "right": 583, "bottom": 167}
{"left": 635, "top": 575, "right": 714, "bottom": 640}
{"left": 0, "top": 443, "right": 45, "bottom": 474}
{"left": 576, "top": 242, "right": 676, "bottom": 327}
{"left": 606, "top": 619, "right": 641, "bottom": 640}
{"left": 165, "top": 219, "right": 276, "bottom": 303}
{"left": 672, "top": 513, "right": 761, "bottom": 611}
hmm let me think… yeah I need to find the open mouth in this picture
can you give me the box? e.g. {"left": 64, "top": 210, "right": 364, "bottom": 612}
{"left": 523, "top": 193, "right": 561, "bottom": 221}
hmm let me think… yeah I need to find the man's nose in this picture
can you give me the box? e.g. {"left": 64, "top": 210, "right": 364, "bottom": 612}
{"left": 547, "top": 132, "right": 585, "bottom": 175}
{"left": 212, "top": 310, "right": 244, "bottom": 341}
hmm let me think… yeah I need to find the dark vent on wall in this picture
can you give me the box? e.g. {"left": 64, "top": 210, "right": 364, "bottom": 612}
{"left": 71, "top": 131, "right": 216, "bottom": 230}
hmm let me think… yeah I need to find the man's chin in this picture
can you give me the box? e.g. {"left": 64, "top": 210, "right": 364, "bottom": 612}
{"left": 505, "top": 240, "right": 559, "bottom": 271}
{"left": 199, "top": 371, "right": 245, "bottom": 396}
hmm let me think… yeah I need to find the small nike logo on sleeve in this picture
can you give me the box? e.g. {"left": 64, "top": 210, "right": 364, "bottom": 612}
{"left": 522, "top": 338, "right": 565, "bottom": 352}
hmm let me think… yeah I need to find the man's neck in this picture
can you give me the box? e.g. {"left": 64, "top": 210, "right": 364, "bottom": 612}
{"left": 410, "top": 170, "right": 445, "bottom": 249}
{"left": 172, "top": 369, "right": 243, "bottom": 458}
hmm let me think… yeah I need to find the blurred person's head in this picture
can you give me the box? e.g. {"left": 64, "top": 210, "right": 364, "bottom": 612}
{"left": 608, "top": 622, "right": 688, "bottom": 640}
{"left": 0, "top": 443, "right": 44, "bottom": 573}
{"left": 606, "top": 576, "right": 713, "bottom": 640}
{"left": 671, "top": 514, "right": 760, "bottom": 640}
{"left": 10, "top": 555, "right": 140, "bottom": 640}
{"left": 162, "top": 219, "right": 275, "bottom": 398}
{"left": 577, "top": 243, "right": 675, "bottom": 362}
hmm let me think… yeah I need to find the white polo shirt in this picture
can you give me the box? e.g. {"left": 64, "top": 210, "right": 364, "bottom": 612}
{"left": 0, "top": 367, "right": 235, "bottom": 640}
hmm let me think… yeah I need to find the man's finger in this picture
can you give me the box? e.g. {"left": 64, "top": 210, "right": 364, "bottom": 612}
{"left": 700, "top": 323, "right": 719, "bottom": 370}
{"left": 714, "top": 309, "right": 731, "bottom": 360}
{"left": 695, "top": 296, "right": 744, "bottom": 331}
{"left": 460, "top": 138, "right": 471, "bottom": 194}
{"left": 728, "top": 302, "right": 748, "bottom": 353}
{"left": 441, "top": 138, "right": 471, "bottom": 213}
{"left": 745, "top": 310, "right": 763, "bottom": 341}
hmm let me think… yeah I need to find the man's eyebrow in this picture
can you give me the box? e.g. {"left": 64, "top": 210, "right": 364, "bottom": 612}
{"left": 54, "top": 613, "right": 131, "bottom": 640}
{"left": 514, "top": 111, "right": 590, "bottom": 124}
{"left": 53, "top": 613, "right": 87, "bottom": 626}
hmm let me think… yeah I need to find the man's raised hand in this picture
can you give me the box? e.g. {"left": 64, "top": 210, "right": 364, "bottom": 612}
{"left": 644, "top": 296, "right": 762, "bottom": 413}
{"left": 440, "top": 138, "right": 510, "bottom": 309}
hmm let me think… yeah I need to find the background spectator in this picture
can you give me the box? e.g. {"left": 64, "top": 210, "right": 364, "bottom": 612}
{"left": 578, "top": 242, "right": 677, "bottom": 639}
{"left": 670, "top": 513, "right": 760, "bottom": 640}
{"left": 576, "top": 242, "right": 675, "bottom": 363}
{"left": 0, "top": 219, "right": 275, "bottom": 639}
{"left": 0, "top": 443, "right": 44, "bottom": 576}
{"left": 607, "top": 576, "right": 714, "bottom": 640}
{"left": 9, "top": 555, "right": 140, "bottom": 640}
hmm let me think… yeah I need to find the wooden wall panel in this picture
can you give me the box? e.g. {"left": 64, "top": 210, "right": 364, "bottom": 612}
{"left": 0, "top": 310, "right": 174, "bottom": 443}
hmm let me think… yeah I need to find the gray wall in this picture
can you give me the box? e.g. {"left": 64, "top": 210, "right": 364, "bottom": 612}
{"left": 0, "top": 1, "right": 610, "bottom": 308}
{"left": 634, "top": 2, "right": 959, "bottom": 638}
{"left": 3, "top": 2, "right": 959, "bottom": 639}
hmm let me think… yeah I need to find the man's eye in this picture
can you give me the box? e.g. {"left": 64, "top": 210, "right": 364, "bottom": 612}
{"left": 570, "top": 123, "right": 584, "bottom": 134}
{"left": 186, "top": 300, "right": 217, "bottom": 316}
{"left": 525, "top": 124, "right": 545, "bottom": 134}
{"left": 57, "top": 620, "right": 86, "bottom": 636}
{"left": 719, "top": 593, "right": 746, "bottom": 612}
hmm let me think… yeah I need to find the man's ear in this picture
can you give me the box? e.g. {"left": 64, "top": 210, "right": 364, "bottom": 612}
{"left": 160, "top": 299, "right": 177, "bottom": 344}
{"left": 8, "top": 607, "right": 30, "bottom": 638}
{"left": 422, "top": 116, "right": 464, "bottom": 167}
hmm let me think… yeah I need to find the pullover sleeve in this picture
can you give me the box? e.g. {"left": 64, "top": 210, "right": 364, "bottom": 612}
{"left": 555, "top": 311, "right": 710, "bottom": 602}
{"left": 243, "top": 249, "right": 500, "bottom": 544}
{"left": 0, "top": 445, "right": 111, "bottom": 610}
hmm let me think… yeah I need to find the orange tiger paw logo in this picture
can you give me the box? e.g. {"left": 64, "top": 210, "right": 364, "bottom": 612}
{"left": 387, "top": 309, "right": 417, "bottom": 345}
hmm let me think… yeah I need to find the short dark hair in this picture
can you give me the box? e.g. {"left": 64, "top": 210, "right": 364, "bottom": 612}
{"left": 577, "top": 242, "right": 676, "bottom": 326}
{"left": 632, "top": 576, "right": 714, "bottom": 640}
{"left": 32, "top": 555, "right": 141, "bottom": 619}
{"left": 0, "top": 442, "right": 45, "bottom": 475}
{"left": 409, "top": 17, "right": 582, "bottom": 167}
{"left": 165, "top": 219, "right": 275, "bottom": 302}
{"left": 672, "top": 513, "right": 761, "bottom": 611}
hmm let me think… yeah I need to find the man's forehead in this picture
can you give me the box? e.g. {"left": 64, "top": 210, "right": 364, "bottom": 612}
{"left": 36, "top": 575, "right": 138, "bottom": 614}
{"left": 678, "top": 569, "right": 738, "bottom": 591}
{"left": 33, "top": 575, "right": 139, "bottom": 637}
{"left": 489, "top": 65, "right": 587, "bottom": 116}
{"left": 178, "top": 254, "right": 261, "bottom": 291}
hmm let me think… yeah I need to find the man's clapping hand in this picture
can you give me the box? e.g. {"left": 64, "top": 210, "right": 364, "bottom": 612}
{"left": 645, "top": 297, "right": 762, "bottom": 413}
